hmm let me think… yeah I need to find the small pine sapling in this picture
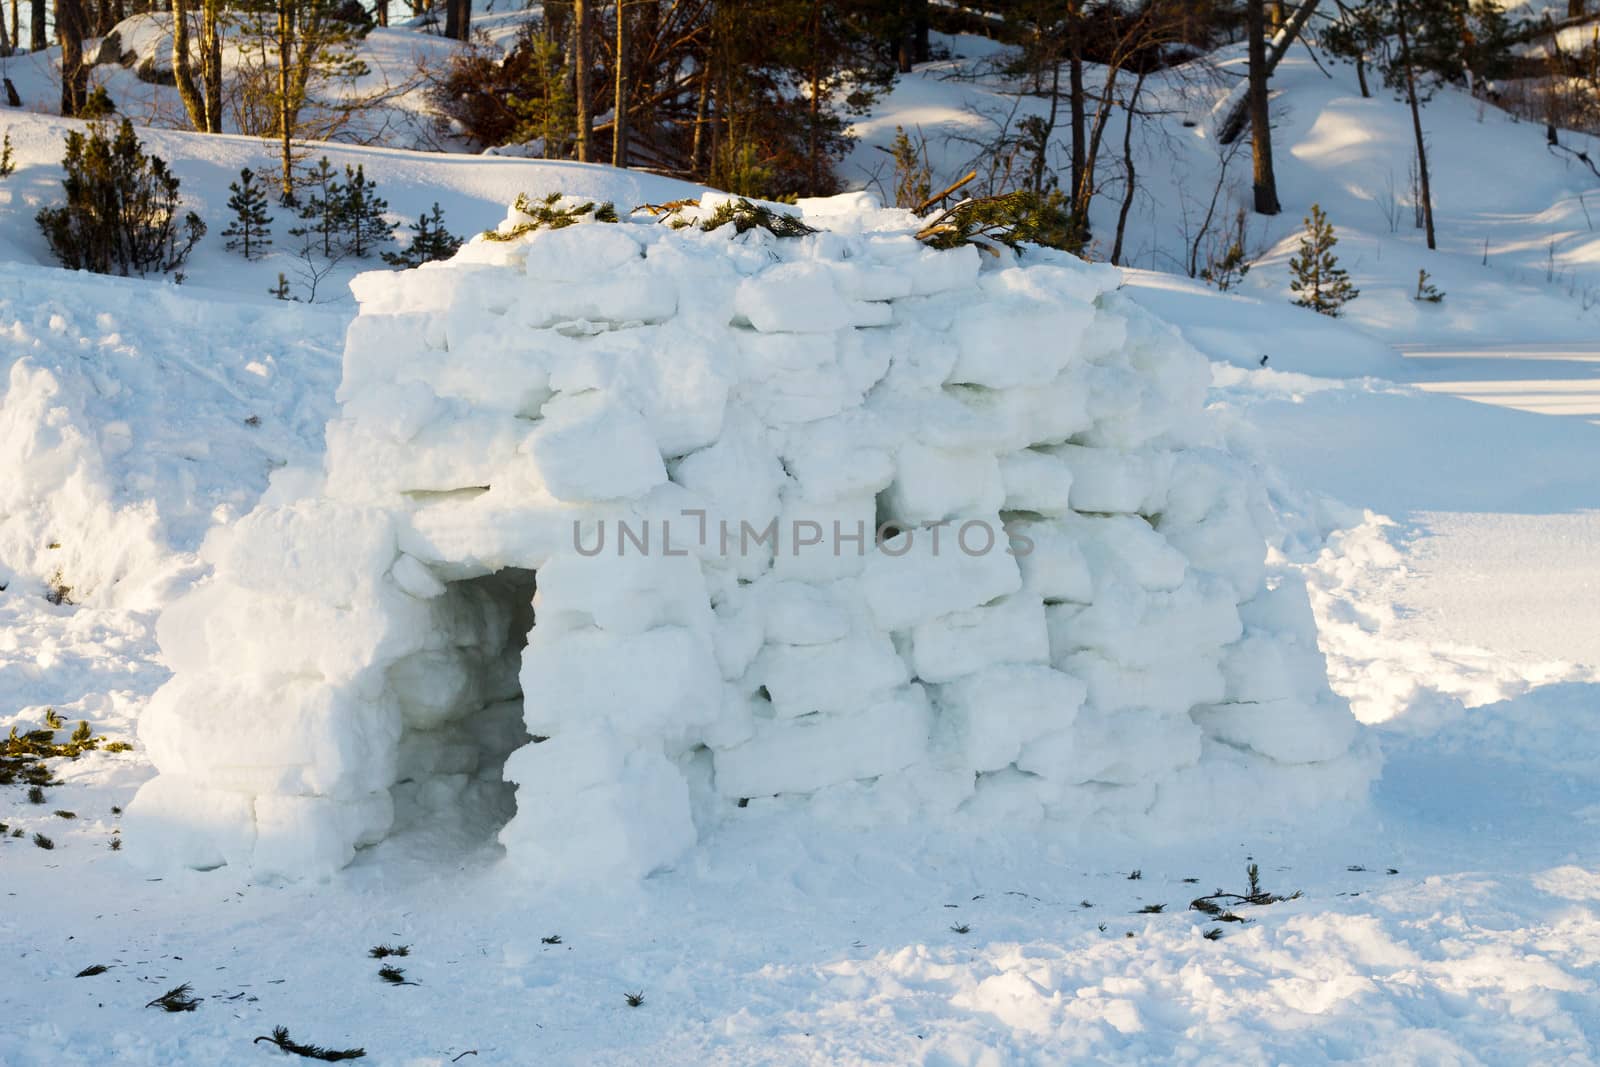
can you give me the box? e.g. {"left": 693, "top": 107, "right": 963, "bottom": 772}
{"left": 540, "top": 934, "right": 562, "bottom": 945}
{"left": 0, "top": 132, "right": 14, "bottom": 178}
{"left": 381, "top": 203, "right": 462, "bottom": 268}
{"left": 368, "top": 944, "right": 410, "bottom": 959}
{"left": 44, "top": 708, "right": 63, "bottom": 730}
{"left": 1414, "top": 268, "right": 1445, "bottom": 303}
{"left": 376, "top": 965, "right": 415, "bottom": 985}
{"left": 75, "top": 964, "right": 109, "bottom": 977}
{"left": 294, "top": 158, "right": 344, "bottom": 258}
{"left": 269, "top": 273, "right": 293, "bottom": 301}
{"left": 32, "top": 832, "right": 53, "bottom": 849}
{"left": 221, "top": 168, "right": 274, "bottom": 260}
{"left": 624, "top": 990, "right": 645, "bottom": 1007}
{"left": 884, "top": 125, "right": 932, "bottom": 209}
{"left": 340, "top": 165, "right": 392, "bottom": 258}
{"left": 1289, "top": 204, "right": 1359, "bottom": 317}
{"left": 27, "top": 784, "right": 45, "bottom": 803}
{"left": 1200, "top": 213, "right": 1253, "bottom": 292}
{"left": 1137, "top": 903, "right": 1166, "bottom": 914}
{"left": 949, "top": 922, "right": 971, "bottom": 934}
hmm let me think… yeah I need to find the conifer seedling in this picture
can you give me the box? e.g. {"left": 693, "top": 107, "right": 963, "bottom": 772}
{"left": 222, "top": 168, "right": 274, "bottom": 260}
{"left": 1290, "top": 204, "right": 1360, "bottom": 316}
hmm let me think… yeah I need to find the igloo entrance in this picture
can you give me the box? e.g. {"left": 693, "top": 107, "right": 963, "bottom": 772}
{"left": 386, "top": 567, "right": 537, "bottom": 847}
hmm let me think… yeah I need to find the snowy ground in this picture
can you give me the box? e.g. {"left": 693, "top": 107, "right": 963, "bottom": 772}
{"left": 3, "top": 23, "right": 1600, "bottom": 1067}
{"left": 3, "top": 292, "right": 1598, "bottom": 1064}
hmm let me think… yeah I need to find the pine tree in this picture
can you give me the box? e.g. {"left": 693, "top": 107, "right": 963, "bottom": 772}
{"left": 1414, "top": 268, "right": 1444, "bottom": 303}
{"left": 36, "top": 119, "right": 206, "bottom": 277}
{"left": 221, "top": 168, "right": 274, "bottom": 260}
{"left": 340, "top": 164, "right": 391, "bottom": 258}
{"left": 381, "top": 203, "right": 462, "bottom": 268}
{"left": 0, "top": 132, "right": 13, "bottom": 178}
{"left": 1289, "top": 204, "right": 1359, "bottom": 316}
{"left": 293, "top": 157, "right": 344, "bottom": 258}
{"left": 268, "top": 272, "right": 292, "bottom": 300}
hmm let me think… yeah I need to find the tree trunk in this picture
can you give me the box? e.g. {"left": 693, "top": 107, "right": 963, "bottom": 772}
{"left": 1068, "top": 0, "right": 1086, "bottom": 242}
{"left": 612, "top": 0, "right": 627, "bottom": 166}
{"left": 1354, "top": 53, "right": 1369, "bottom": 97}
{"left": 807, "top": 0, "right": 821, "bottom": 192}
{"left": 56, "top": 0, "right": 87, "bottom": 116}
{"left": 444, "top": 0, "right": 468, "bottom": 40}
{"left": 895, "top": 0, "right": 918, "bottom": 72}
{"left": 1247, "top": 0, "right": 1280, "bottom": 214}
{"left": 1111, "top": 70, "right": 1148, "bottom": 265}
{"left": 1031, "top": 54, "right": 1061, "bottom": 196}
{"left": 30, "top": 0, "right": 45, "bottom": 53}
{"left": 374, "top": 0, "right": 386, "bottom": 27}
{"left": 0, "top": 5, "right": 10, "bottom": 55}
{"left": 1074, "top": 61, "right": 1122, "bottom": 237}
{"left": 1219, "top": 0, "right": 1319, "bottom": 144}
{"left": 203, "top": 0, "right": 222, "bottom": 131}
{"left": 690, "top": 63, "right": 710, "bottom": 178}
{"left": 1395, "top": 0, "right": 1436, "bottom": 249}
{"left": 172, "top": 0, "right": 208, "bottom": 130}
{"left": 574, "top": 0, "right": 590, "bottom": 161}
{"left": 278, "top": 0, "right": 295, "bottom": 201}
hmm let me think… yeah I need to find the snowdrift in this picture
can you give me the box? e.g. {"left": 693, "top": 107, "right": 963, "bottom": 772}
{"left": 0, "top": 265, "right": 344, "bottom": 610}
{"left": 126, "top": 194, "right": 1371, "bottom": 880}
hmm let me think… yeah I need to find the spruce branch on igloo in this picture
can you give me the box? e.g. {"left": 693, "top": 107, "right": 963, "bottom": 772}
{"left": 483, "top": 192, "right": 620, "bottom": 242}
{"left": 913, "top": 188, "right": 1077, "bottom": 254}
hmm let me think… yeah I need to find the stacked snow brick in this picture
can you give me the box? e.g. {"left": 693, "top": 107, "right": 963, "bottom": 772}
{"left": 126, "top": 193, "right": 1368, "bottom": 880}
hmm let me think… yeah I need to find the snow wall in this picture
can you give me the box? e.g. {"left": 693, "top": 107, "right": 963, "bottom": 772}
{"left": 126, "top": 193, "right": 1372, "bottom": 880}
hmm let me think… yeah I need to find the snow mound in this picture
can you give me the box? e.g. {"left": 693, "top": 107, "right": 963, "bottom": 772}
{"left": 126, "top": 193, "right": 1372, "bottom": 880}
{"left": 0, "top": 265, "right": 344, "bottom": 610}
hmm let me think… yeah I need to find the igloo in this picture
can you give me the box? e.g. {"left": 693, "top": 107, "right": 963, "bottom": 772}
{"left": 125, "top": 193, "right": 1369, "bottom": 880}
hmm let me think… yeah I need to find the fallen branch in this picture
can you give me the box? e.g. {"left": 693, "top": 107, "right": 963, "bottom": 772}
{"left": 253, "top": 1026, "right": 366, "bottom": 1061}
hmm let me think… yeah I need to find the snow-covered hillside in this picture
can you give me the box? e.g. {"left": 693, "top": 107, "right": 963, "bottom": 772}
{"left": 2, "top": 18, "right": 1600, "bottom": 1066}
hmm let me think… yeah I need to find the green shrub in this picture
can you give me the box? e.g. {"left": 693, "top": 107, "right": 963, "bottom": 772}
{"left": 36, "top": 119, "right": 205, "bottom": 277}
